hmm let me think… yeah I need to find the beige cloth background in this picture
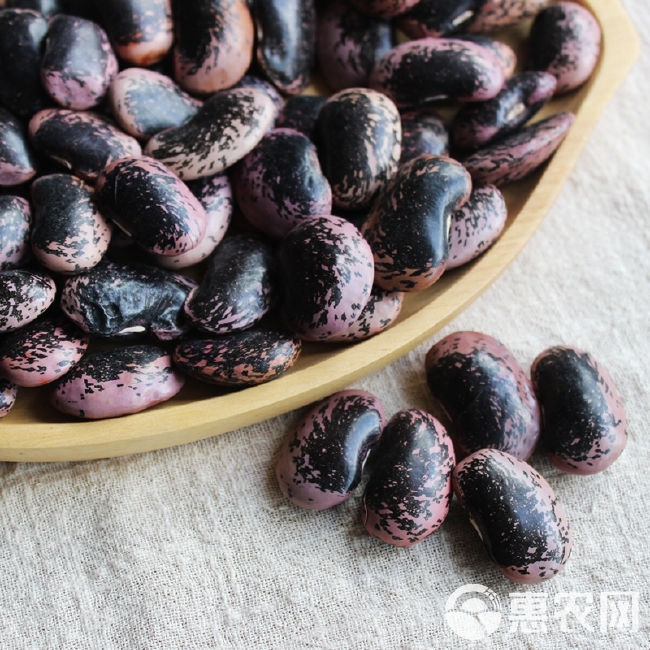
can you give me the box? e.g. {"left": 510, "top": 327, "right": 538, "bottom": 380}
{"left": 1, "top": 2, "right": 649, "bottom": 648}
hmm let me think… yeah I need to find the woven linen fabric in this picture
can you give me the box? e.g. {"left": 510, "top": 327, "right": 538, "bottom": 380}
{"left": 1, "top": 2, "right": 649, "bottom": 648}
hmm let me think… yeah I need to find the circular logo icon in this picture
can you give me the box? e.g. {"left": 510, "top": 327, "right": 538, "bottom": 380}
{"left": 445, "top": 584, "right": 502, "bottom": 641}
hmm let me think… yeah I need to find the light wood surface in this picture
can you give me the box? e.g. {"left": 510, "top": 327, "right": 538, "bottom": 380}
{"left": 0, "top": 0, "right": 639, "bottom": 462}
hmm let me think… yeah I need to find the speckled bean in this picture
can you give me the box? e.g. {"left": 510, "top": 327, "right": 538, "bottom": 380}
{"left": 51, "top": 344, "right": 184, "bottom": 419}
{"left": 108, "top": 68, "right": 202, "bottom": 140}
{"left": 316, "top": 88, "right": 401, "bottom": 211}
{"left": 277, "top": 389, "right": 385, "bottom": 509}
{"left": 369, "top": 37, "right": 505, "bottom": 108}
{"left": 234, "top": 128, "right": 332, "bottom": 239}
{"left": 174, "top": 328, "right": 302, "bottom": 387}
{"left": 41, "top": 14, "right": 117, "bottom": 110}
{"left": 453, "top": 449, "right": 572, "bottom": 583}
{"left": 184, "top": 235, "right": 275, "bottom": 334}
{"left": 361, "top": 155, "right": 471, "bottom": 291}
{"left": 60, "top": 260, "right": 196, "bottom": 340}
{"left": 144, "top": 88, "right": 275, "bottom": 180}
{"left": 468, "top": 0, "right": 551, "bottom": 33}
{"left": 531, "top": 346, "right": 627, "bottom": 475}
{"left": 462, "top": 111, "right": 575, "bottom": 187}
{"left": 0, "top": 312, "right": 89, "bottom": 387}
{"left": 0, "top": 9, "right": 49, "bottom": 117}
{"left": 452, "top": 71, "right": 557, "bottom": 151}
{"left": 172, "top": 0, "right": 254, "bottom": 95}
{"left": 362, "top": 409, "right": 455, "bottom": 546}
{"left": 31, "top": 174, "right": 112, "bottom": 274}
{"left": 28, "top": 109, "right": 142, "bottom": 182}
{"left": 94, "top": 0, "right": 173, "bottom": 66}
{"left": 252, "top": 0, "right": 315, "bottom": 94}
{"left": 0, "top": 268, "right": 56, "bottom": 333}
{"left": 95, "top": 156, "right": 206, "bottom": 257}
{"left": 425, "top": 331, "right": 541, "bottom": 460}
{"left": 528, "top": 1, "right": 602, "bottom": 95}
{"left": 278, "top": 215, "right": 374, "bottom": 341}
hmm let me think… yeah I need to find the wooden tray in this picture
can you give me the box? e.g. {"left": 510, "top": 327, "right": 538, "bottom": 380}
{"left": 0, "top": 0, "right": 639, "bottom": 462}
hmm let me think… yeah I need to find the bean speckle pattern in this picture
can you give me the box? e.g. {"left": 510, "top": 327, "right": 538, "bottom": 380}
{"left": 0, "top": 312, "right": 90, "bottom": 387}
{"left": 531, "top": 346, "right": 627, "bottom": 474}
{"left": 277, "top": 390, "right": 385, "bottom": 509}
{"left": 174, "top": 328, "right": 301, "bottom": 387}
{"left": 362, "top": 409, "right": 455, "bottom": 546}
{"left": 0, "top": 195, "right": 32, "bottom": 270}
{"left": 425, "top": 331, "right": 540, "bottom": 461}
{"left": 453, "top": 448, "right": 573, "bottom": 584}
{"left": 51, "top": 344, "right": 184, "bottom": 419}
{"left": 0, "top": 269, "right": 56, "bottom": 333}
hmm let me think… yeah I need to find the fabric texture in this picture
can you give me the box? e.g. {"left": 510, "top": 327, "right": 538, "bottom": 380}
{"left": 1, "top": 2, "right": 649, "bottom": 647}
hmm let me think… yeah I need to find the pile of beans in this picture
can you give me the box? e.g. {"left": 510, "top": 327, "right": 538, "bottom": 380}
{"left": 0, "top": 0, "right": 601, "bottom": 420}
{"left": 276, "top": 331, "right": 627, "bottom": 584}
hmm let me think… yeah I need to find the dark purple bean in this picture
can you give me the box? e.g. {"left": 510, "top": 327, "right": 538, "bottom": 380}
{"left": 278, "top": 215, "right": 374, "bottom": 341}
{"left": 453, "top": 449, "right": 572, "bottom": 584}
{"left": 0, "top": 311, "right": 89, "bottom": 387}
{"left": 399, "top": 109, "right": 449, "bottom": 164}
{"left": 251, "top": 0, "right": 315, "bottom": 94}
{"left": 28, "top": 109, "right": 142, "bottom": 182}
{"left": 51, "top": 344, "right": 185, "bottom": 419}
{"left": 0, "top": 108, "right": 38, "bottom": 186}
{"left": 528, "top": 1, "right": 601, "bottom": 95}
{"left": 41, "top": 14, "right": 117, "bottom": 110}
{"left": 452, "top": 72, "right": 557, "bottom": 151}
{"left": 0, "top": 9, "right": 50, "bottom": 117}
{"left": 31, "top": 174, "right": 112, "bottom": 275}
{"left": 172, "top": 0, "right": 254, "bottom": 95}
{"left": 425, "top": 331, "right": 541, "bottom": 461}
{"left": 362, "top": 409, "right": 455, "bottom": 546}
{"left": 316, "top": 87, "right": 401, "bottom": 210}
{"left": 92, "top": 0, "right": 173, "bottom": 66}
{"left": 174, "top": 328, "right": 301, "bottom": 386}
{"left": 144, "top": 88, "right": 275, "bottom": 180}
{"left": 184, "top": 235, "right": 275, "bottom": 335}
{"left": 317, "top": 0, "right": 393, "bottom": 92}
{"left": 60, "top": 260, "right": 196, "bottom": 340}
{"left": 277, "top": 389, "right": 385, "bottom": 509}
{"left": 369, "top": 37, "right": 505, "bottom": 108}
{"left": 462, "top": 111, "right": 575, "bottom": 187}
{"left": 531, "top": 346, "right": 627, "bottom": 475}
{"left": 108, "top": 68, "right": 201, "bottom": 141}
{"left": 95, "top": 156, "right": 206, "bottom": 257}
{"left": 361, "top": 155, "right": 471, "bottom": 291}
{"left": 0, "top": 195, "right": 32, "bottom": 270}
{"left": 234, "top": 128, "right": 332, "bottom": 239}
{"left": 447, "top": 185, "right": 507, "bottom": 269}
{"left": 0, "top": 268, "right": 56, "bottom": 333}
